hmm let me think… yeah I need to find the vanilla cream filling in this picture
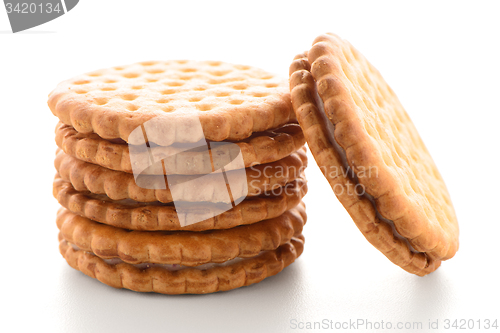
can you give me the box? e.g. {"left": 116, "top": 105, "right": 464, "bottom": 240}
{"left": 68, "top": 242, "right": 251, "bottom": 271}
{"left": 312, "top": 83, "right": 419, "bottom": 254}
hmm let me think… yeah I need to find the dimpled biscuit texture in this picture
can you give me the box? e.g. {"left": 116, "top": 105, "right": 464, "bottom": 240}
{"left": 48, "top": 60, "right": 296, "bottom": 145}
{"left": 304, "top": 33, "right": 458, "bottom": 261}
{"left": 290, "top": 52, "right": 441, "bottom": 276}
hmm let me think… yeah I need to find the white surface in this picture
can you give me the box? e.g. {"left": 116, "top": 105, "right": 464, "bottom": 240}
{"left": 1, "top": 1, "right": 499, "bottom": 332}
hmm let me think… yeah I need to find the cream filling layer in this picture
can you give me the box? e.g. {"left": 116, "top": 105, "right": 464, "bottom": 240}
{"left": 68, "top": 242, "right": 251, "bottom": 271}
{"left": 312, "top": 82, "right": 419, "bottom": 254}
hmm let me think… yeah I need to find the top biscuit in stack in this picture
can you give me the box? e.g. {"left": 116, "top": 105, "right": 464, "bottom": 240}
{"left": 48, "top": 60, "right": 297, "bottom": 146}
{"left": 49, "top": 60, "right": 308, "bottom": 294}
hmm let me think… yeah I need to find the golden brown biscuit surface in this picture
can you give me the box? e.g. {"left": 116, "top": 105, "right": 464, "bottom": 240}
{"left": 54, "top": 147, "right": 307, "bottom": 203}
{"left": 289, "top": 34, "right": 456, "bottom": 275}
{"left": 56, "top": 203, "right": 306, "bottom": 266}
{"left": 48, "top": 60, "right": 296, "bottom": 145}
{"left": 54, "top": 122, "right": 305, "bottom": 175}
{"left": 59, "top": 233, "right": 305, "bottom": 294}
{"left": 53, "top": 174, "right": 308, "bottom": 231}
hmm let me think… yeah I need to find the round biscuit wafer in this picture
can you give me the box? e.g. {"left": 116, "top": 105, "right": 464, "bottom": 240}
{"left": 289, "top": 33, "right": 457, "bottom": 275}
{"left": 56, "top": 203, "right": 306, "bottom": 266}
{"left": 54, "top": 147, "right": 308, "bottom": 203}
{"left": 48, "top": 60, "right": 296, "bottom": 145}
{"left": 54, "top": 122, "right": 305, "bottom": 175}
{"left": 59, "top": 233, "right": 304, "bottom": 294}
{"left": 53, "top": 175, "right": 308, "bottom": 231}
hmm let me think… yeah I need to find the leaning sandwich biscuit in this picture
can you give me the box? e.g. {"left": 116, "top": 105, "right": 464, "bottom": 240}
{"left": 289, "top": 33, "right": 458, "bottom": 276}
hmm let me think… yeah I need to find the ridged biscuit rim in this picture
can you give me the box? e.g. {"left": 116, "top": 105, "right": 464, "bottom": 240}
{"left": 53, "top": 174, "right": 308, "bottom": 231}
{"left": 56, "top": 203, "right": 306, "bottom": 266}
{"left": 289, "top": 50, "right": 441, "bottom": 276}
{"left": 59, "top": 233, "right": 305, "bottom": 294}
{"left": 54, "top": 147, "right": 308, "bottom": 203}
{"left": 54, "top": 121, "right": 306, "bottom": 175}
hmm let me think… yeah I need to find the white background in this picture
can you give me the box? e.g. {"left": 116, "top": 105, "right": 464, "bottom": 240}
{"left": 1, "top": 1, "right": 499, "bottom": 332}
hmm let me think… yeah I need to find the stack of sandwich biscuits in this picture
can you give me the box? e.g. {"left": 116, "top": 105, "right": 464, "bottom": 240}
{"left": 49, "top": 60, "right": 308, "bottom": 294}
